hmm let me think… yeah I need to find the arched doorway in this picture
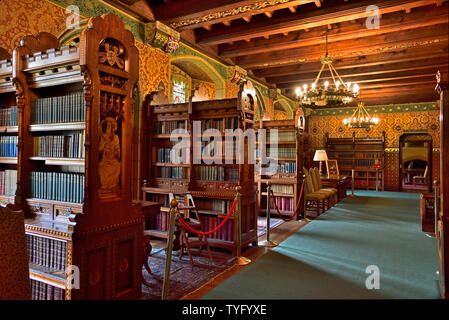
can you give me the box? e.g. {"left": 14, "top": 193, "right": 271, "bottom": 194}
{"left": 399, "top": 133, "right": 433, "bottom": 192}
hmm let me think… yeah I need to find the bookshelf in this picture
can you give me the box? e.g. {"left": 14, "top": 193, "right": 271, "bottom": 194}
{"left": 141, "top": 81, "right": 258, "bottom": 255}
{"left": 255, "top": 118, "right": 307, "bottom": 220}
{"left": 0, "top": 47, "right": 18, "bottom": 207}
{"left": 11, "top": 14, "right": 142, "bottom": 300}
{"left": 325, "top": 131, "right": 386, "bottom": 190}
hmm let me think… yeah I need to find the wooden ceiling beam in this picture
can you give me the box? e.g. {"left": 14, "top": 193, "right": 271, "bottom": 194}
{"left": 265, "top": 56, "right": 448, "bottom": 82}
{"left": 274, "top": 64, "right": 448, "bottom": 88}
{"left": 196, "top": 0, "right": 446, "bottom": 46}
{"left": 236, "top": 25, "right": 448, "bottom": 68}
{"left": 103, "top": 0, "right": 155, "bottom": 22}
{"left": 253, "top": 48, "right": 449, "bottom": 78}
{"left": 218, "top": 5, "right": 448, "bottom": 58}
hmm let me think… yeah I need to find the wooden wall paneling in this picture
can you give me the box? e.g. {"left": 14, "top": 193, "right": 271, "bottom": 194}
{"left": 436, "top": 70, "right": 449, "bottom": 299}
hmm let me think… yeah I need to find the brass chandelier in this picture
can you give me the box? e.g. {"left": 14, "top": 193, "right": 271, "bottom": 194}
{"left": 295, "top": 30, "right": 359, "bottom": 107}
{"left": 343, "top": 102, "right": 379, "bottom": 128}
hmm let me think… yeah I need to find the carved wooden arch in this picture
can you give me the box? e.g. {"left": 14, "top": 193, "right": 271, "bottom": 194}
{"left": 241, "top": 80, "right": 257, "bottom": 112}
{"left": 80, "top": 13, "right": 139, "bottom": 203}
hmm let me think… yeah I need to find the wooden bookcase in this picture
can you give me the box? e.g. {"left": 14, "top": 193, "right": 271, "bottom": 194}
{"left": 325, "top": 131, "right": 385, "bottom": 190}
{"left": 255, "top": 119, "right": 307, "bottom": 220}
{"left": 11, "top": 14, "right": 142, "bottom": 300}
{"left": 141, "top": 82, "right": 258, "bottom": 255}
{"left": 0, "top": 47, "right": 18, "bottom": 207}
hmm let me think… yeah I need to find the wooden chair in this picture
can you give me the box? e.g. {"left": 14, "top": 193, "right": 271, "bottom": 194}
{"left": 303, "top": 171, "right": 327, "bottom": 217}
{"left": 313, "top": 167, "right": 338, "bottom": 205}
{"left": 308, "top": 168, "right": 334, "bottom": 209}
{"left": 413, "top": 166, "right": 428, "bottom": 185}
{"left": 169, "top": 193, "right": 213, "bottom": 266}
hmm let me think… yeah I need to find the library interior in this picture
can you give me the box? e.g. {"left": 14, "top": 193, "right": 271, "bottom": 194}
{"left": 0, "top": 0, "right": 448, "bottom": 302}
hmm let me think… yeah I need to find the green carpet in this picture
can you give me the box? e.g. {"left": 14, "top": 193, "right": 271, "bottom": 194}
{"left": 203, "top": 191, "right": 440, "bottom": 299}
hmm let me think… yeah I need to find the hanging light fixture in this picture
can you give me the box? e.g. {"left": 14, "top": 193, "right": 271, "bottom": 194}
{"left": 343, "top": 102, "right": 380, "bottom": 128}
{"left": 295, "top": 30, "right": 359, "bottom": 107}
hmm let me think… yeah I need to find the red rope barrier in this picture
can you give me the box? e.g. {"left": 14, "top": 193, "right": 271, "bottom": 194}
{"left": 270, "top": 181, "right": 304, "bottom": 222}
{"left": 175, "top": 197, "right": 237, "bottom": 236}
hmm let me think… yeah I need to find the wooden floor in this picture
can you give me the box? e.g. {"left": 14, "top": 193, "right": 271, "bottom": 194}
{"left": 179, "top": 218, "right": 309, "bottom": 299}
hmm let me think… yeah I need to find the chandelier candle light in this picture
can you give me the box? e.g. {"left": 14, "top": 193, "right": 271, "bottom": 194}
{"left": 343, "top": 102, "right": 380, "bottom": 128}
{"left": 296, "top": 30, "right": 359, "bottom": 107}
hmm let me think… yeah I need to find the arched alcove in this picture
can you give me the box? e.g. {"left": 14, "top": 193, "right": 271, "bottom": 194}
{"left": 170, "top": 56, "right": 226, "bottom": 100}
{"left": 273, "top": 99, "right": 293, "bottom": 120}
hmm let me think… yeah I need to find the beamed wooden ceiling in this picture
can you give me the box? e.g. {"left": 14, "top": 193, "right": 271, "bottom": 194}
{"left": 108, "top": 0, "right": 449, "bottom": 106}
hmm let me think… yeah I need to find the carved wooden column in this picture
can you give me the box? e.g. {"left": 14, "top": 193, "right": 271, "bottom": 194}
{"left": 436, "top": 70, "right": 449, "bottom": 299}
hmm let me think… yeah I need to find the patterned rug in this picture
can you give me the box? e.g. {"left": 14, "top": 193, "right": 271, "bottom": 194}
{"left": 257, "top": 217, "right": 284, "bottom": 237}
{"left": 141, "top": 217, "right": 285, "bottom": 300}
{"left": 141, "top": 247, "right": 234, "bottom": 300}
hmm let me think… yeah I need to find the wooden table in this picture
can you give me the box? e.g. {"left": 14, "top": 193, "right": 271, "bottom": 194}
{"left": 321, "top": 175, "right": 350, "bottom": 202}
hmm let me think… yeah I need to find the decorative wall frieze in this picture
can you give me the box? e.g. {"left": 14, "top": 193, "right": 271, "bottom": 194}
{"left": 312, "top": 102, "right": 439, "bottom": 117}
{"left": 227, "top": 65, "right": 247, "bottom": 83}
{"left": 145, "top": 21, "right": 180, "bottom": 53}
{"left": 167, "top": 0, "right": 299, "bottom": 30}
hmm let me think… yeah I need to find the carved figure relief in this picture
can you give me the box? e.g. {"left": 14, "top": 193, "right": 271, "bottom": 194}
{"left": 99, "top": 117, "right": 121, "bottom": 194}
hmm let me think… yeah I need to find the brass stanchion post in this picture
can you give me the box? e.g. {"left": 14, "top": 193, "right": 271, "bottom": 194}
{"left": 375, "top": 168, "right": 379, "bottom": 192}
{"left": 260, "top": 181, "right": 278, "bottom": 247}
{"left": 348, "top": 169, "right": 356, "bottom": 197}
{"left": 236, "top": 186, "right": 251, "bottom": 265}
{"left": 162, "top": 198, "right": 178, "bottom": 300}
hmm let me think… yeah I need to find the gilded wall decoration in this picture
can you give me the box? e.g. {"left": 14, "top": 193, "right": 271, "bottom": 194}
{"left": 135, "top": 41, "right": 170, "bottom": 97}
{"left": 192, "top": 79, "right": 215, "bottom": 100}
{"left": 0, "top": 0, "right": 68, "bottom": 53}
{"left": 274, "top": 110, "right": 287, "bottom": 120}
{"left": 168, "top": 0, "right": 299, "bottom": 29}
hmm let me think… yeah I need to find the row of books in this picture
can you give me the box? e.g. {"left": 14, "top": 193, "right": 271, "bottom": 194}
{"left": 0, "top": 136, "right": 18, "bottom": 157}
{"left": 264, "top": 148, "right": 296, "bottom": 159}
{"left": 27, "top": 234, "right": 67, "bottom": 272}
{"left": 261, "top": 196, "right": 295, "bottom": 212}
{"left": 204, "top": 216, "right": 234, "bottom": 242}
{"left": 271, "top": 184, "right": 294, "bottom": 195}
{"left": 195, "top": 166, "right": 239, "bottom": 182}
{"left": 157, "top": 167, "right": 188, "bottom": 179}
{"left": 30, "top": 171, "right": 85, "bottom": 203}
{"left": 269, "top": 131, "right": 296, "bottom": 142}
{"left": 200, "top": 118, "right": 239, "bottom": 131}
{"left": 33, "top": 133, "right": 85, "bottom": 159}
{"left": 356, "top": 153, "right": 383, "bottom": 159}
{"left": 31, "top": 280, "right": 65, "bottom": 300}
{"left": 355, "top": 159, "right": 382, "bottom": 167}
{"left": 156, "top": 120, "right": 188, "bottom": 134}
{"left": 275, "top": 162, "right": 296, "bottom": 174}
{"left": 32, "top": 92, "right": 86, "bottom": 124}
{"left": 0, "top": 106, "right": 18, "bottom": 126}
{"left": 0, "top": 170, "right": 17, "bottom": 196}
{"left": 212, "top": 199, "right": 233, "bottom": 214}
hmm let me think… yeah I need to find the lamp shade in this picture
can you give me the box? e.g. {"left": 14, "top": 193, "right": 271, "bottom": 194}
{"left": 313, "top": 150, "right": 328, "bottom": 161}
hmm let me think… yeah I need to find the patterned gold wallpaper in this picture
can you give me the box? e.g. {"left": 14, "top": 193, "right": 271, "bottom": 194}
{"left": 309, "top": 109, "right": 440, "bottom": 149}
{"left": 0, "top": 0, "right": 68, "bottom": 54}
{"left": 136, "top": 41, "right": 170, "bottom": 97}
{"left": 192, "top": 79, "right": 216, "bottom": 100}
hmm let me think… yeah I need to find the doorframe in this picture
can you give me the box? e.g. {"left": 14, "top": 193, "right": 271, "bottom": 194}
{"left": 398, "top": 133, "right": 433, "bottom": 192}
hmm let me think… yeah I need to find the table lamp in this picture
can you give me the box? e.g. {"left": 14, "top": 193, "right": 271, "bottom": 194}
{"left": 313, "top": 150, "right": 328, "bottom": 177}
